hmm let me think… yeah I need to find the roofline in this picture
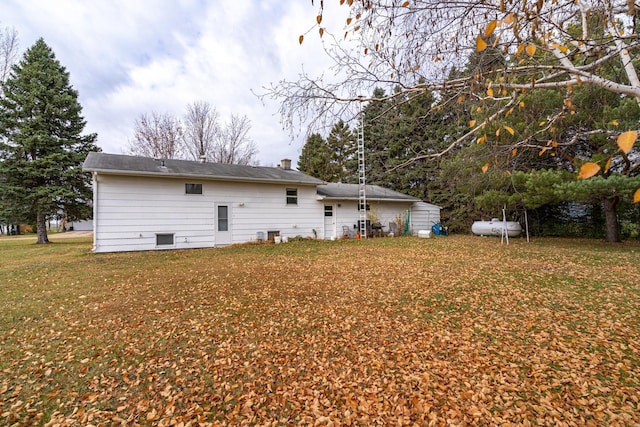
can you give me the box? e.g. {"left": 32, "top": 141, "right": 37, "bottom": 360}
{"left": 317, "top": 196, "right": 420, "bottom": 202}
{"left": 86, "top": 168, "right": 323, "bottom": 186}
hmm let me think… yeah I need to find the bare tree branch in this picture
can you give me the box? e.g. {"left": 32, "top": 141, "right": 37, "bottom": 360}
{"left": 183, "top": 101, "right": 220, "bottom": 161}
{"left": 262, "top": 0, "right": 640, "bottom": 158}
{"left": 127, "top": 112, "right": 183, "bottom": 159}
{"left": 0, "top": 26, "right": 19, "bottom": 85}
{"left": 211, "top": 114, "right": 258, "bottom": 166}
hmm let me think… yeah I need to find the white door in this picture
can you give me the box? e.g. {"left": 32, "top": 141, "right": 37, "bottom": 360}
{"left": 215, "top": 203, "right": 232, "bottom": 246}
{"left": 324, "top": 204, "right": 335, "bottom": 240}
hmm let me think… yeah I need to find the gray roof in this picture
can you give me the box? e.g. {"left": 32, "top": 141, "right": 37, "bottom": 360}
{"left": 83, "top": 152, "right": 324, "bottom": 186}
{"left": 317, "top": 183, "right": 420, "bottom": 202}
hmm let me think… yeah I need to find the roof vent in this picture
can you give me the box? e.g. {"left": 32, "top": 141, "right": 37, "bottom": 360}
{"left": 281, "top": 158, "right": 292, "bottom": 170}
{"left": 199, "top": 155, "right": 206, "bottom": 163}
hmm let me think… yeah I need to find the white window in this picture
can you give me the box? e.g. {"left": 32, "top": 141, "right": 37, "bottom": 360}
{"left": 156, "top": 233, "right": 174, "bottom": 246}
{"left": 185, "top": 183, "right": 202, "bottom": 194}
{"left": 217, "top": 205, "right": 229, "bottom": 231}
{"left": 286, "top": 188, "right": 298, "bottom": 205}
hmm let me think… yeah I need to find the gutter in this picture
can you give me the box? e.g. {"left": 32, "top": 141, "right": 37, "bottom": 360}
{"left": 317, "top": 196, "right": 421, "bottom": 203}
{"left": 82, "top": 168, "right": 323, "bottom": 187}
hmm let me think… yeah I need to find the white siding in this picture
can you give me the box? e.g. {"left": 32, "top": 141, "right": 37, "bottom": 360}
{"left": 410, "top": 201, "right": 441, "bottom": 233}
{"left": 327, "top": 200, "right": 415, "bottom": 238}
{"left": 324, "top": 200, "right": 441, "bottom": 238}
{"left": 93, "top": 174, "right": 322, "bottom": 253}
{"left": 69, "top": 220, "right": 93, "bottom": 231}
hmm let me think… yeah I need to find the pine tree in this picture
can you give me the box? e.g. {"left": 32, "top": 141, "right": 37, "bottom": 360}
{"left": 326, "top": 120, "right": 356, "bottom": 183}
{"left": 0, "top": 38, "right": 98, "bottom": 243}
{"left": 298, "top": 133, "right": 333, "bottom": 181}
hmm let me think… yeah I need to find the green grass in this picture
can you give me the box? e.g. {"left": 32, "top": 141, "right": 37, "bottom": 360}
{"left": 0, "top": 235, "right": 639, "bottom": 425}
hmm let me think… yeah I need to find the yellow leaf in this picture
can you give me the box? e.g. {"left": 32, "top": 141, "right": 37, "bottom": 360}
{"left": 503, "top": 13, "right": 515, "bottom": 25}
{"left": 610, "top": 119, "right": 619, "bottom": 126}
{"left": 346, "top": 17, "right": 353, "bottom": 25}
{"left": 495, "top": 128, "right": 501, "bottom": 137}
{"left": 484, "top": 20, "right": 497, "bottom": 38}
{"left": 469, "top": 120, "right": 476, "bottom": 127}
{"left": 604, "top": 157, "right": 612, "bottom": 173}
{"left": 319, "top": 28, "right": 324, "bottom": 37}
{"left": 519, "top": 101, "right": 525, "bottom": 108}
{"left": 617, "top": 130, "right": 637, "bottom": 154}
{"left": 539, "top": 121, "right": 546, "bottom": 127}
{"left": 299, "top": 35, "right": 304, "bottom": 45}
{"left": 634, "top": 188, "right": 640, "bottom": 203}
{"left": 539, "top": 147, "right": 548, "bottom": 156}
{"left": 317, "top": 15, "right": 322, "bottom": 25}
{"left": 504, "top": 125, "right": 515, "bottom": 136}
{"left": 340, "top": 0, "right": 345, "bottom": 4}
{"left": 477, "top": 135, "right": 486, "bottom": 144}
{"left": 476, "top": 36, "right": 488, "bottom": 52}
{"left": 512, "top": 148, "right": 518, "bottom": 156}
{"left": 482, "top": 163, "right": 489, "bottom": 173}
{"left": 578, "top": 162, "right": 601, "bottom": 179}
{"left": 516, "top": 43, "right": 525, "bottom": 56}
{"left": 526, "top": 44, "right": 537, "bottom": 56}
{"left": 402, "top": 1, "right": 410, "bottom": 6}
{"left": 487, "top": 87, "right": 494, "bottom": 97}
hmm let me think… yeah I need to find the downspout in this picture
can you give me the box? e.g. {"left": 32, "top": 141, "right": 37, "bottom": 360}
{"left": 92, "top": 172, "right": 98, "bottom": 252}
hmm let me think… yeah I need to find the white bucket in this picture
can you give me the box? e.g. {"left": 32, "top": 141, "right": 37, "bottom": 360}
{"left": 418, "top": 230, "right": 432, "bottom": 239}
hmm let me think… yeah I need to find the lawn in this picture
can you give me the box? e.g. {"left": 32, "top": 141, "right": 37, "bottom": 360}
{"left": 0, "top": 235, "right": 639, "bottom": 426}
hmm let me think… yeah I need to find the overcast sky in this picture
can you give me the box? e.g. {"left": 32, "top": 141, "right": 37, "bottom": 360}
{"left": 2, "top": 0, "right": 347, "bottom": 167}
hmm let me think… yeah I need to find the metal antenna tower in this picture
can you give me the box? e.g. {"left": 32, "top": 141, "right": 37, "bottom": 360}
{"left": 357, "top": 101, "right": 367, "bottom": 239}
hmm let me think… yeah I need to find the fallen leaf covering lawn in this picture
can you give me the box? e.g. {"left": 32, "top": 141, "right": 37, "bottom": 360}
{"left": 0, "top": 235, "right": 639, "bottom": 426}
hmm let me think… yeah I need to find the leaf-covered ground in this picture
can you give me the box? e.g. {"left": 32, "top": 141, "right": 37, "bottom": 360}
{"left": 1, "top": 235, "right": 639, "bottom": 426}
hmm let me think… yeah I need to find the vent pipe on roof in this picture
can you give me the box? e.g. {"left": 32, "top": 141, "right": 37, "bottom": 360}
{"left": 199, "top": 155, "right": 206, "bottom": 163}
{"left": 281, "top": 158, "right": 292, "bottom": 170}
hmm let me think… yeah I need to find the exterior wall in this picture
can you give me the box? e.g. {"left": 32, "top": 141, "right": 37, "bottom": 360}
{"left": 93, "top": 174, "right": 321, "bottom": 253}
{"left": 69, "top": 220, "right": 93, "bottom": 231}
{"left": 410, "top": 202, "right": 441, "bottom": 234}
{"left": 322, "top": 200, "right": 416, "bottom": 239}
{"left": 322, "top": 200, "right": 441, "bottom": 238}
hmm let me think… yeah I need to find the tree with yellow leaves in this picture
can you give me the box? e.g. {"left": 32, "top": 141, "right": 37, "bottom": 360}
{"left": 264, "top": 0, "right": 640, "bottom": 215}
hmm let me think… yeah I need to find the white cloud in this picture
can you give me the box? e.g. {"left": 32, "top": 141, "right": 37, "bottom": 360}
{"left": 2, "top": 0, "right": 350, "bottom": 166}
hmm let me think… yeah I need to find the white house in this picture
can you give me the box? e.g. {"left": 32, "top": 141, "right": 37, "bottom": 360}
{"left": 83, "top": 152, "right": 441, "bottom": 253}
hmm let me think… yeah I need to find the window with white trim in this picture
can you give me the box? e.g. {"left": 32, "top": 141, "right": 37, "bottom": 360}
{"left": 156, "top": 233, "right": 174, "bottom": 246}
{"left": 217, "top": 205, "right": 229, "bottom": 231}
{"left": 185, "top": 183, "right": 202, "bottom": 194}
{"left": 286, "top": 188, "right": 298, "bottom": 205}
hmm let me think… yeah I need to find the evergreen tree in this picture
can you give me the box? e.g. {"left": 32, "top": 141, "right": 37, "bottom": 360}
{"left": 0, "top": 38, "right": 98, "bottom": 243}
{"left": 326, "top": 120, "right": 356, "bottom": 183}
{"left": 298, "top": 133, "right": 332, "bottom": 181}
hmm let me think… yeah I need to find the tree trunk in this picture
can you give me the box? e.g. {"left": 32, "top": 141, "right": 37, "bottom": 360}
{"left": 603, "top": 196, "right": 621, "bottom": 243}
{"left": 36, "top": 210, "right": 49, "bottom": 244}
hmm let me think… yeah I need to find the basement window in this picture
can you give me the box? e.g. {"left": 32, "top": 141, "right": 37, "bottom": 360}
{"left": 156, "top": 233, "right": 174, "bottom": 246}
{"left": 185, "top": 183, "right": 203, "bottom": 194}
{"left": 286, "top": 188, "right": 298, "bottom": 205}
